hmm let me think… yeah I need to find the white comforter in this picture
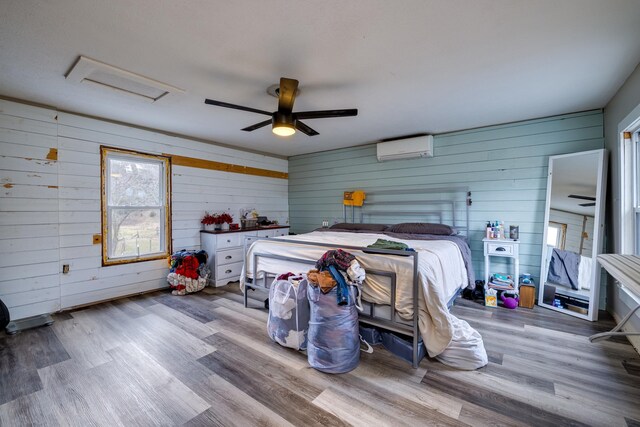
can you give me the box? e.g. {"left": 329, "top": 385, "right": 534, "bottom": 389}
{"left": 241, "top": 231, "right": 487, "bottom": 369}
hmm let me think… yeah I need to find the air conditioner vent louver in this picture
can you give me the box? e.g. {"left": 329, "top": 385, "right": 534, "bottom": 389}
{"left": 376, "top": 135, "right": 434, "bottom": 161}
{"left": 65, "top": 56, "right": 184, "bottom": 102}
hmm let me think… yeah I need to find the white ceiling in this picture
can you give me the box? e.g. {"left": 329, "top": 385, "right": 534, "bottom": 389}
{"left": 1, "top": 1, "right": 640, "bottom": 157}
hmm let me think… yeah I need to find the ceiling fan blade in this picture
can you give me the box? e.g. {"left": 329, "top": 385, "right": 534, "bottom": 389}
{"left": 579, "top": 202, "right": 596, "bottom": 207}
{"left": 294, "top": 109, "right": 358, "bottom": 120}
{"left": 568, "top": 194, "right": 596, "bottom": 201}
{"left": 241, "top": 119, "right": 272, "bottom": 132}
{"left": 278, "top": 77, "right": 299, "bottom": 113}
{"left": 295, "top": 121, "right": 319, "bottom": 136}
{"left": 204, "top": 99, "right": 272, "bottom": 116}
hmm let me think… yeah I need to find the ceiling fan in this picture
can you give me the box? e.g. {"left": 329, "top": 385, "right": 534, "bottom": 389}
{"left": 204, "top": 77, "right": 357, "bottom": 137}
{"left": 568, "top": 194, "right": 596, "bottom": 207}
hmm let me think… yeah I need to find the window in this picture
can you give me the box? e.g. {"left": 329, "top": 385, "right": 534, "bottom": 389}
{"left": 620, "top": 123, "right": 640, "bottom": 255}
{"left": 547, "top": 221, "right": 566, "bottom": 249}
{"left": 634, "top": 131, "right": 640, "bottom": 255}
{"left": 101, "top": 147, "right": 171, "bottom": 265}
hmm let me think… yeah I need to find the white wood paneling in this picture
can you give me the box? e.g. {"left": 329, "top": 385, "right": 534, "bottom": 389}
{"left": 0, "top": 100, "right": 60, "bottom": 319}
{"left": 55, "top": 109, "right": 287, "bottom": 311}
{"left": 0, "top": 249, "right": 59, "bottom": 268}
{"left": 0, "top": 274, "right": 59, "bottom": 295}
{"left": 0, "top": 98, "right": 289, "bottom": 320}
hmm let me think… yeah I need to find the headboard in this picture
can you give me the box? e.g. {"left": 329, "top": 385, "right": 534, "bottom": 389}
{"left": 343, "top": 186, "right": 472, "bottom": 236}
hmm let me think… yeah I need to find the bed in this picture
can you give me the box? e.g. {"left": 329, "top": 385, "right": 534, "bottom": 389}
{"left": 241, "top": 187, "right": 488, "bottom": 370}
{"left": 545, "top": 245, "right": 592, "bottom": 300}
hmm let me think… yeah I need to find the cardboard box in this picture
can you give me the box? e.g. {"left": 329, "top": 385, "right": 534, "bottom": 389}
{"left": 519, "top": 284, "right": 535, "bottom": 309}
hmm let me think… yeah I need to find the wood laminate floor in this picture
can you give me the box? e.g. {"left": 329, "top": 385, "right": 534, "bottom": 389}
{"left": 1, "top": 285, "right": 639, "bottom": 426}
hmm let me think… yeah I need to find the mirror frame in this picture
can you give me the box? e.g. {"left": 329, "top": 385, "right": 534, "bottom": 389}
{"left": 538, "top": 149, "right": 608, "bottom": 321}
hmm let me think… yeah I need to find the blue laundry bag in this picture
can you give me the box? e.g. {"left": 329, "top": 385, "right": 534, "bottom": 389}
{"left": 307, "top": 283, "right": 360, "bottom": 374}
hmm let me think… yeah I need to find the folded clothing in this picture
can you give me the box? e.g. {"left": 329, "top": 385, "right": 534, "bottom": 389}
{"left": 366, "top": 238, "right": 413, "bottom": 251}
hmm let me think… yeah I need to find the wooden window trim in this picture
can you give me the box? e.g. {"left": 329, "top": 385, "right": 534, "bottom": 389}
{"left": 100, "top": 146, "right": 172, "bottom": 266}
{"left": 548, "top": 221, "right": 567, "bottom": 250}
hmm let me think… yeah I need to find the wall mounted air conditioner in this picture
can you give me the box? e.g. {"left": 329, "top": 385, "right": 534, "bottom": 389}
{"left": 376, "top": 135, "right": 433, "bottom": 161}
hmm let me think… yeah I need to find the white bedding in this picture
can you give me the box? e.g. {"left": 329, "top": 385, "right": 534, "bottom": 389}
{"left": 578, "top": 255, "right": 593, "bottom": 290}
{"left": 241, "top": 231, "right": 487, "bottom": 369}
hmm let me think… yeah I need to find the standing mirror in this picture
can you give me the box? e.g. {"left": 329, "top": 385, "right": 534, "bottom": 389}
{"left": 539, "top": 149, "right": 608, "bottom": 321}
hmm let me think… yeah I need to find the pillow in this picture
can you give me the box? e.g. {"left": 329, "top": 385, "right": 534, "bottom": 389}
{"left": 329, "top": 223, "right": 389, "bottom": 232}
{"left": 387, "top": 222, "right": 457, "bottom": 235}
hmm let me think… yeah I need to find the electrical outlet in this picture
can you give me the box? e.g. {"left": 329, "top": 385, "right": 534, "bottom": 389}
{"left": 62, "top": 264, "right": 70, "bottom": 274}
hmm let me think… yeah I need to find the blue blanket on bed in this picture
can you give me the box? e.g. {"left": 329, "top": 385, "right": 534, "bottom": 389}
{"left": 547, "top": 248, "right": 580, "bottom": 290}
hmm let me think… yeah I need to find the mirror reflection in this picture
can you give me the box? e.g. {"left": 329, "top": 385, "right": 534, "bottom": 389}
{"left": 540, "top": 150, "right": 604, "bottom": 319}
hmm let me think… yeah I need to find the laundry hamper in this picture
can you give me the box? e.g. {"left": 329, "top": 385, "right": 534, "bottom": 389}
{"left": 267, "top": 276, "right": 310, "bottom": 350}
{"left": 306, "top": 284, "right": 360, "bottom": 374}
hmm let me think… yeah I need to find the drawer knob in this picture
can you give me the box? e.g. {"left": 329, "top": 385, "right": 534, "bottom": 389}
{"left": 496, "top": 247, "right": 506, "bottom": 251}
{"left": 225, "top": 255, "right": 232, "bottom": 259}
{"left": 226, "top": 239, "right": 231, "bottom": 243}
{"left": 225, "top": 269, "right": 232, "bottom": 274}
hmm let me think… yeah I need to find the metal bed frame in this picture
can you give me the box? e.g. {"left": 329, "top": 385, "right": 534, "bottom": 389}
{"left": 243, "top": 186, "right": 471, "bottom": 368}
{"left": 344, "top": 186, "right": 471, "bottom": 236}
{"left": 244, "top": 240, "right": 421, "bottom": 366}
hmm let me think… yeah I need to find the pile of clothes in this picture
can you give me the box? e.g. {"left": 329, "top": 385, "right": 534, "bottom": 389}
{"left": 167, "top": 250, "right": 210, "bottom": 295}
{"left": 307, "top": 249, "right": 366, "bottom": 307}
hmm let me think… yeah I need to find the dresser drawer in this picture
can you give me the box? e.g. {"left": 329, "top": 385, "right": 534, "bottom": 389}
{"left": 216, "top": 261, "right": 244, "bottom": 280}
{"left": 217, "top": 247, "right": 244, "bottom": 266}
{"left": 216, "top": 233, "right": 240, "bottom": 249}
{"left": 243, "top": 234, "right": 261, "bottom": 249}
{"left": 486, "top": 242, "right": 516, "bottom": 256}
{"left": 273, "top": 228, "right": 289, "bottom": 237}
{"left": 256, "top": 229, "right": 275, "bottom": 238}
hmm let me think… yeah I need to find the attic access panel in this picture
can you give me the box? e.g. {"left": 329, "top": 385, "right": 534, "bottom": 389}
{"left": 66, "top": 56, "right": 183, "bottom": 102}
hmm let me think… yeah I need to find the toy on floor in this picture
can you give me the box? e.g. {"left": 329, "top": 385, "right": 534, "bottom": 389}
{"left": 500, "top": 292, "right": 519, "bottom": 309}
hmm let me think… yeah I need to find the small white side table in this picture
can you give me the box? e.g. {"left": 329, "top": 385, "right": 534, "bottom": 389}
{"left": 483, "top": 238, "right": 520, "bottom": 293}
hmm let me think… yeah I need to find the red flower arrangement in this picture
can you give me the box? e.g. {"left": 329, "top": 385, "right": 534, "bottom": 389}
{"left": 201, "top": 212, "right": 216, "bottom": 225}
{"left": 201, "top": 212, "right": 233, "bottom": 226}
{"left": 215, "top": 212, "right": 233, "bottom": 224}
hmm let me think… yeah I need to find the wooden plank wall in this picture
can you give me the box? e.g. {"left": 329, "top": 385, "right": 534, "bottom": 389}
{"left": 0, "top": 101, "right": 61, "bottom": 320}
{"left": 549, "top": 209, "right": 594, "bottom": 256}
{"left": 0, "top": 99, "right": 288, "bottom": 319}
{"left": 288, "top": 110, "right": 605, "bottom": 295}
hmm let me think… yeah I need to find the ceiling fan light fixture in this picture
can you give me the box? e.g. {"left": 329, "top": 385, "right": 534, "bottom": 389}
{"left": 204, "top": 76, "right": 356, "bottom": 136}
{"left": 272, "top": 124, "right": 296, "bottom": 136}
{"left": 272, "top": 111, "right": 296, "bottom": 136}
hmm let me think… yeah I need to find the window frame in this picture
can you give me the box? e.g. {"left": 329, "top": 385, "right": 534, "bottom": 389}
{"left": 547, "top": 221, "right": 567, "bottom": 250}
{"left": 634, "top": 131, "right": 640, "bottom": 255}
{"left": 100, "top": 146, "right": 172, "bottom": 266}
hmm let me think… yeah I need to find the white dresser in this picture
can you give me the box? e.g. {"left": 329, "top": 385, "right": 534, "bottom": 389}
{"left": 200, "top": 226, "right": 289, "bottom": 287}
{"left": 483, "top": 238, "right": 520, "bottom": 293}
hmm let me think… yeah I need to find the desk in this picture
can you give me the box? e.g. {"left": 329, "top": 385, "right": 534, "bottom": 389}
{"left": 589, "top": 254, "right": 640, "bottom": 342}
